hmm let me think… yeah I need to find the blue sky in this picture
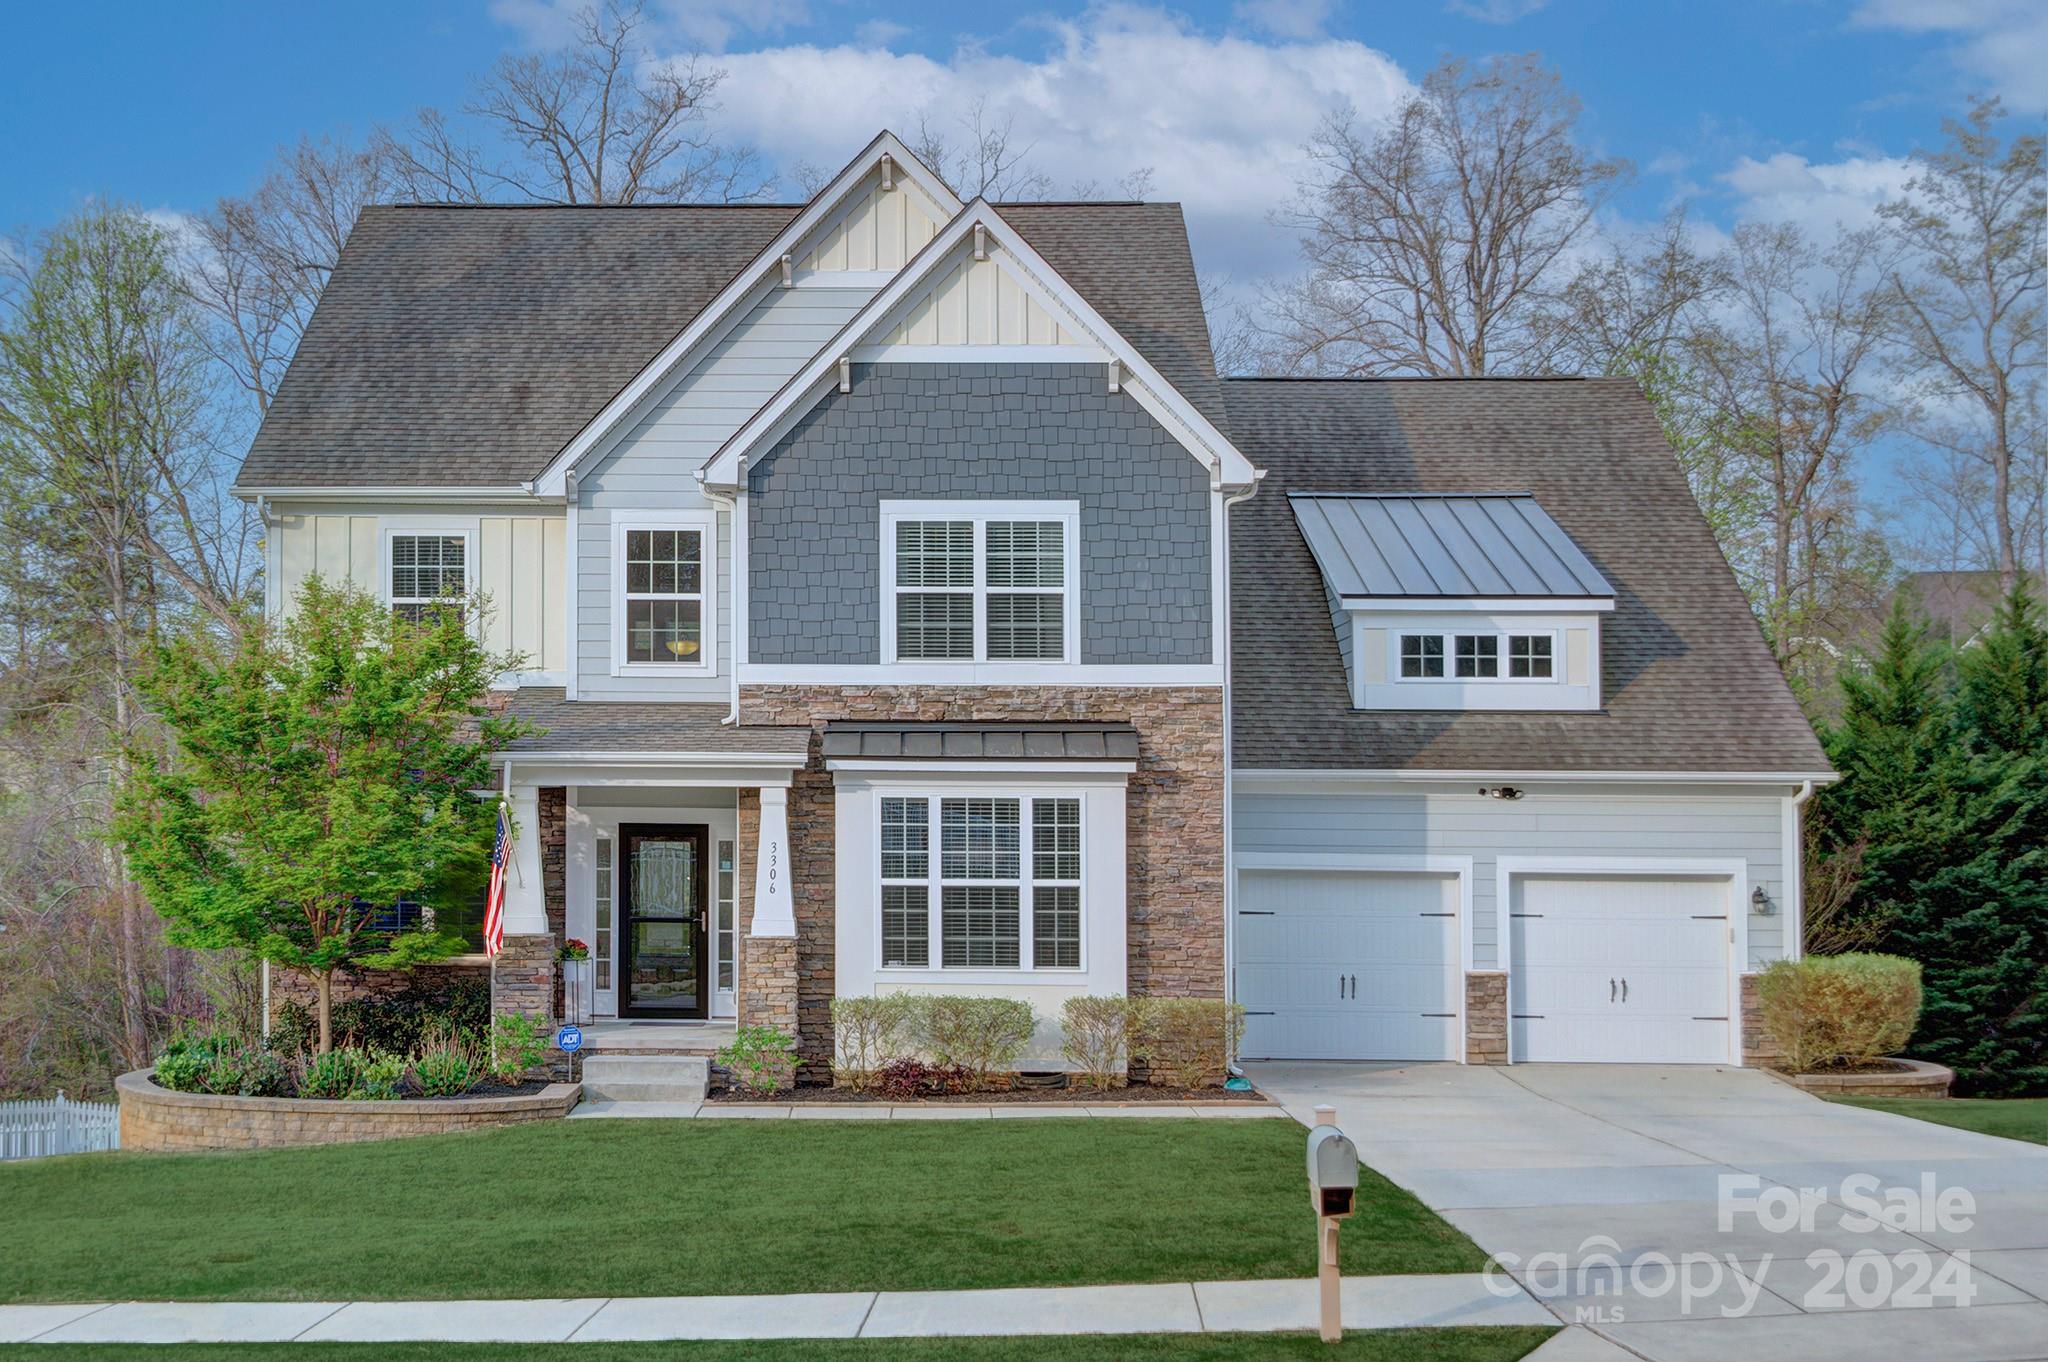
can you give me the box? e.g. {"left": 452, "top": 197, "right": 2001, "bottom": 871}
{"left": 5, "top": 0, "right": 2041, "bottom": 282}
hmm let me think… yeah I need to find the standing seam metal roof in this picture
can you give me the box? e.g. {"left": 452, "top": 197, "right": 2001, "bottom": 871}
{"left": 1290, "top": 494, "right": 1615, "bottom": 599}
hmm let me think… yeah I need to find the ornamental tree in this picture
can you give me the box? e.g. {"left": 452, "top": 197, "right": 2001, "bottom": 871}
{"left": 115, "top": 577, "right": 531, "bottom": 1053}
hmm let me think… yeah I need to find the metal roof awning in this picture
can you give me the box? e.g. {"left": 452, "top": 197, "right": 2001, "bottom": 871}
{"left": 1289, "top": 493, "right": 1615, "bottom": 604}
{"left": 822, "top": 722, "right": 1141, "bottom": 764}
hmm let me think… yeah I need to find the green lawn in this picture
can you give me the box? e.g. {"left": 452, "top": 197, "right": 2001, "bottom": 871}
{"left": 0, "top": 1119, "right": 1485, "bottom": 1303}
{"left": 1831, "top": 1095, "right": 2048, "bottom": 1146}
{"left": 0, "top": 1333, "right": 1556, "bottom": 1362}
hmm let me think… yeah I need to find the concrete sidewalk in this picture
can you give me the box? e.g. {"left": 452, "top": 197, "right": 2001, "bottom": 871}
{"left": 0, "top": 1275, "right": 1553, "bottom": 1344}
{"left": 570, "top": 1099, "right": 1291, "bottom": 1119}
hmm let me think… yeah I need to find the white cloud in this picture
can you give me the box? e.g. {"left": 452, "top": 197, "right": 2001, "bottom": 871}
{"left": 1233, "top": 0, "right": 1337, "bottom": 40}
{"left": 1719, "top": 151, "right": 1915, "bottom": 234}
{"left": 1852, "top": 0, "right": 2048, "bottom": 111}
{"left": 704, "top": 6, "right": 1413, "bottom": 286}
{"left": 1444, "top": 0, "right": 1549, "bottom": 23}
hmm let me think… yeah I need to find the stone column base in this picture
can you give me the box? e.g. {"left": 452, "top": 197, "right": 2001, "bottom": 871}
{"left": 493, "top": 934, "right": 556, "bottom": 1025}
{"left": 739, "top": 935, "right": 799, "bottom": 1039}
{"left": 1465, "top": 971, "right": 1509, "bottom": 1065}
{"left": 1740, "top": 973, "right": 1776, "bottom": 1069}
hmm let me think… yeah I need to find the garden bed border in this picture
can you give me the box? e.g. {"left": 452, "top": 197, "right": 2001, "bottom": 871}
{"left": 116, "top": 1070, "right": 581, "bottom": 1152}
{"left": 1777, "top": 1058, "right": 1954, "bottom": 1099}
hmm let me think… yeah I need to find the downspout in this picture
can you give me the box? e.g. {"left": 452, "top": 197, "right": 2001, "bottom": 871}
{"left": 1218, "top": 471, "right": 1264, "bottom": 1078}
{"left": 1788, "top": 779, "right": 1816, "bottom": 961}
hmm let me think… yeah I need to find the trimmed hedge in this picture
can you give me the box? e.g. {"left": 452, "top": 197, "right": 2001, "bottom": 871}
{"left": 1758, "top": 953, "right": 1922, "bottom": 1073}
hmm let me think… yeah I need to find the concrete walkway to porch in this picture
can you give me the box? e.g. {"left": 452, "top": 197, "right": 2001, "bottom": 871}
{"left": 0, "top": 1274, "right": 1554, "bottom": 1345}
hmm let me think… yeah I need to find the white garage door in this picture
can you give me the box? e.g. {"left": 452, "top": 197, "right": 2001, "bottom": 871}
{"left": 1237, "top": 869, "right": 1460, "bottom": 1061}
{"left": 1510, "top": 874, "right": 1734, "bottom": 1064}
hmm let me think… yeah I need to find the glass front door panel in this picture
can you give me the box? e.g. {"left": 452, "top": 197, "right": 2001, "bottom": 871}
{"left": 622, "top": 828, "right": 706, "bottom": 1017}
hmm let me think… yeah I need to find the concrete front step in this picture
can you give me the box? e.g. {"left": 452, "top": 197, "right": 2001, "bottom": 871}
{"left": 579, "top": 1054, "right": 709, "bottom": 1104}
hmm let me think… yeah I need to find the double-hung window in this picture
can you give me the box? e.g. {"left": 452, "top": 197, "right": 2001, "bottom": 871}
{"left": 1397, "top": 629, "right": 1556, "bottom": 683}
{"left": 883, "top": 501, "right": 1078, "bottom": 665}
{"left": 387, "top": 533, "right": 469, "bottom": 623}
{"left": 876, "top": 792, "right": 1083, "bottom": 971}
{"left": 611, "top": 511, "right": 715, "bottom": 673}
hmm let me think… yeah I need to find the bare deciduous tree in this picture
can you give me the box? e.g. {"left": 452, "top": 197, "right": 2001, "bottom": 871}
{"left": 1265, "top": 53, "right": 1629, "bottom": 376}
{"left": 1688, "top": 223, "right": 1899, "bottom": 691}
{"left": 379, "top": 0, "right": 768, "bottom": 206}
{"left": 904, "top": 100, "right": 1154, "bottom": 203}
{"left": 1879, "top": 98, "right": 2046, "bottom": 592}
{"left": 185, "top": 135, "right": 392, "bottom": 415}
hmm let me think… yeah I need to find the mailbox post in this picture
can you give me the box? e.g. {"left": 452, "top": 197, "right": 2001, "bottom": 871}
{"left": 1305, "top": 1104, "right": 1359, "bottom": 1342}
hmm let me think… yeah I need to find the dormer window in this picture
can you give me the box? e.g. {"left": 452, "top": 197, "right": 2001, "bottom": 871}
{"left": 1292, "top": 493, "right": 1613, "bottom": 713}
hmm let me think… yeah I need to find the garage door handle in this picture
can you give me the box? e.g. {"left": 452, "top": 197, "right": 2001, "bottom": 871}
{"left": 1621, "top": 978, "right": 1628, "bottom": 1003}
{"left": 1610, "top": 978, "right": 1617, "bottom": 1003}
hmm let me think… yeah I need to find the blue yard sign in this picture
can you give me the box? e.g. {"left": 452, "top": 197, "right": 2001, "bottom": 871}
{"left": 556, "top": 1024, "right": 583, "bottom": 1053}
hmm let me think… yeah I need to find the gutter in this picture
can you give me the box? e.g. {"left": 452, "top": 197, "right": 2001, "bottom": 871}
{"left": 1217, "top": 472, "right": 1265, "bottom": 1025}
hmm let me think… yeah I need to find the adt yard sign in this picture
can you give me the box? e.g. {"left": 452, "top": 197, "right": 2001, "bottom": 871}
{"left": 557, "top": 1025, "right": 583, "bottom": 1053}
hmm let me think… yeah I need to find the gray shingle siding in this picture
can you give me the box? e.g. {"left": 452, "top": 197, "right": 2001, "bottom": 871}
{"left": 748, "top": 363, "right": 1212, "bottom": 665}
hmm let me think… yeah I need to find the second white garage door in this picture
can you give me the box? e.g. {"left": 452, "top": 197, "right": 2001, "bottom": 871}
{"left": 1510, "top": 873, "right": 1735, "bottom": 1064}
{"left": 1237, "top": 868, "right": 1461, "bottom": 1061}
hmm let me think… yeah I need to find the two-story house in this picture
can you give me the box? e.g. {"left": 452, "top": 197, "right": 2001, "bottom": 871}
{"left": 235, "top": 131, "right": 1831, "bottom": 1077}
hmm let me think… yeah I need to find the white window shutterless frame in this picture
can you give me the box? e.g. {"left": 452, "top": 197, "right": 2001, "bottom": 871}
{"left": 609, "top": 508, "right": 717, "bottom": 676}
{"left": 381, "top": 523, "right": 477, "bottom": 623}
{"left": 873, "top": 790, "right": 1087, "bottom": 974}
{"left": 1395, "top": 628, "right": 1560, "bottom": 684}
{"left": 879, "top": 500, "right": 1080, "bottom": 666}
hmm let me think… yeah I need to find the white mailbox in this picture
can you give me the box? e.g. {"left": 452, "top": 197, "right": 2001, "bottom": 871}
{"left": 1306, "top": 1114, "right": 1359, "bottom": 1218}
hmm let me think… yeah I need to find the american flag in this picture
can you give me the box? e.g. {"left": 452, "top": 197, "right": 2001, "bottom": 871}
{"left": 483, "top": 799, "right": 510, "bottom": 957}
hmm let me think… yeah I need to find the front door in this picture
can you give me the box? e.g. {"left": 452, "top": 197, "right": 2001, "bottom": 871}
{"left": 619, "top": 823, "right": 709, "bottom": 1019}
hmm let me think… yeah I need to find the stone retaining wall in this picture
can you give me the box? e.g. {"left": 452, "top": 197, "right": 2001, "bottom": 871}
{"left": 116, "top": 1071, "right": 580, "bottom": 1152}
{"left": 1779, "top": 1059, "right": 1953, "bottom": 1100}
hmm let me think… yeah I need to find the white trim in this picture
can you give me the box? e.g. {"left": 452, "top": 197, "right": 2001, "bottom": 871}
{"left": 237, "top": 486, "right": 539, "bottom": 503}
{"left": 1495, "top": 855, "right": 1748, "bottom": 1065}
{"left": 1233, "top": 854, "right": 1475, "bottom": 1063}
{"left": 791, "top": 270, "right": 900, "bottom": 288}
{"left": 535, "top": 132, "right": 960, "bottom": 496}
{"left": 608, "top": 508, "right": 718, "bottom": 678}
{"left": 827, "top": 759, "right": 1139, "bottom": 774}
{"left": 849, "top": 343, "right": 1107, "bottom": 363}
{"left": 1785, "top": 779, "right": 1815, "bottom": 963}
{"left": 880, "top": 499, "right": 1080, "bottom": 667}
{"left": 563, "top": 498, "right": 580, "bottom": 701}
{"left": 699, "top": 199, "right": 1260, "bottom": 491}
{"left": 1234, "top": 768, "right": 1837, "bottom": 788}
{"left": 495, "top": 750, "right": 807, "bottom": 767}
{"left": 742, "top": 663, "right": 1225, "bottom": 685}
{"left": 502, "top": 762, "right": 797, "bottom": 789}
{"left": 491, "top": 669, "right": 568, "bottom": 690}
{"left": 1342, "top": 596, "right": 1616, "bottom": 613}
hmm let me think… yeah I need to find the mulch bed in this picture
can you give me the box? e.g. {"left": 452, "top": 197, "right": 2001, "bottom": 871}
{"left": 705, "top": 1081, "right": 1270, "bottom": 1105}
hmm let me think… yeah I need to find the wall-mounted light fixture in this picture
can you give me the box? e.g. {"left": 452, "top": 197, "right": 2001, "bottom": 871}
{"left": 1751, "top": 885, "right": 1774, "bottom": 915}
{"left": 1478, "top": 786, "right": 1524, "bottom": 801}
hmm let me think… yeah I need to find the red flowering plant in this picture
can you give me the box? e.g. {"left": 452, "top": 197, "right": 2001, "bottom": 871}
{"left": 556, "top": 938, "right": 590, "bottom": 962}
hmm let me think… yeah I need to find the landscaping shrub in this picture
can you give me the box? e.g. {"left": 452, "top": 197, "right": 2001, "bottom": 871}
{"left": 1758, "top": 953, "right": 1923, "bottom": 1073}
{"left": 1140, "top": 998, "right": 1246, "bottom": 1088}
{"left": 872, "top": 1058, "right": 976, "bottom": 1100}
{"left": 411, "top": 1031, "right": 483, "bottom": 1097}
{"left": 270, "top": 1001, "right": 316, "bottom": 1056}
{"left": 1061, "top": 995, "right": 1149, "bottom": 1090}
{"left": 486, "top": 1013, "right": 552, "bottom": 1084}
{"left": 152, "top": 1035, "right": 228, "bottom": 1093}
{"left": 200, "top": 1043, "right": 291, "bottom": 1098}
{"left": 332, "top": 976, "right": 493, "bottom": 1054}
{"left": 299, "top": 1047, "right": 370, "bottom": 1100}
{"left": 831, "top": 994, "right": 919, "bottom": 1089}
{"left": 912, "top": 995, "right": 1036, "bottom": 1084}
{"left": 718, "top": 1025, "right": 797, "bottom": 1095}
{"left": 348, "top": 1054, "right": 407, "bottom": 1101}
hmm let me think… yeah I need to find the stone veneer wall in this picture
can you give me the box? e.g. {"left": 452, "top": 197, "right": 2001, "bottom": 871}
{"left": 1740, "top": 973, "right": 1778, "bottom": 1069}
{"left": 1464, "top": 972, "right": 1509, "bottom": 1065}
{"left": 736, "top": 685, "right": 1225, "bottom": 1072}
{"left": 117, "top": 1071, "right": 577, "bottom": 1151}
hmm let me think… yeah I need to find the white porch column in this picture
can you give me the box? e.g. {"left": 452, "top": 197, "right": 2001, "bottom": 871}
{"left": 752, "top": 784, "right": 795, "bottom": 937}
{"left": 503, "top": 784, "right": 549, "bottom": 935}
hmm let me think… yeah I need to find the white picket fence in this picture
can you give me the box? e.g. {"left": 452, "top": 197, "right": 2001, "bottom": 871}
{"left": 0, "top": 1092, "right": 120, "bottom": 1160}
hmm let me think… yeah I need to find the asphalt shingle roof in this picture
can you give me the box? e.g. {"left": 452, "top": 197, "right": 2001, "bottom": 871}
{"left": 501, "top": 688, "right": 809, "bottom": 758}
{"left": 1291, "top": 493, "right": 1614, "bottom": 600}
{"left": 237, "top": 200, "right": 1226, "bottom": 489}
{"left": 1224, "top": 378, "right": 1832, "bottom": 776}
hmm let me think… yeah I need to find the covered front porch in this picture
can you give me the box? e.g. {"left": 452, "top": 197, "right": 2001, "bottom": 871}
{"left": 488, "top": 692, "right": 810, "bottom": 1034}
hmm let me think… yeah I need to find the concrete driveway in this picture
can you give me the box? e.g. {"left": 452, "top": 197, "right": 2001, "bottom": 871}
{"left": 1250, "top": 1062, "right": 2048, "bottom": 1362}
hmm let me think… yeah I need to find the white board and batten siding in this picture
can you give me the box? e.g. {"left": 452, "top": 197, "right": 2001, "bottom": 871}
{"left": 268, "top": 504, "right": 568, "bottom": 676}
{"left": 575, "top": 283, "right": 875, "bottom": 701}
